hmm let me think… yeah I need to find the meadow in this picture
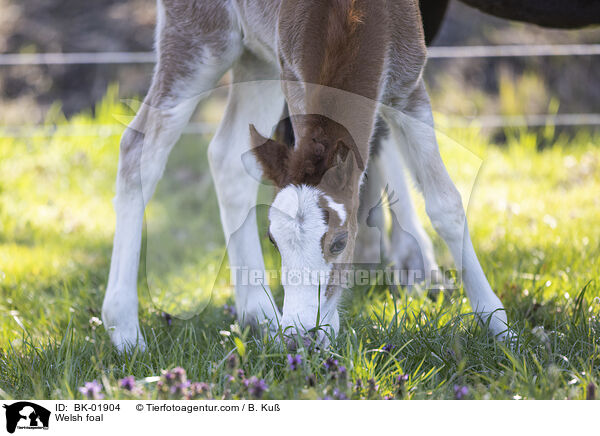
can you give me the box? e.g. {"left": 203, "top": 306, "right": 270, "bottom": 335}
{"left": 0, "top": 85, "right": 599, "bottom": 400}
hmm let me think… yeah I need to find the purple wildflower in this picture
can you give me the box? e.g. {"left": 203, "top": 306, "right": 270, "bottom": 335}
{"left": 226, "top": 374, "right": 235, "bottom": 384}
{"left": 187, "top": 382, "right": 210, "bottom": 400}
{"left": 223, "top": 304, "right": 237, "bottom": 317}
{"left": 383, "top": 344, "right": 395, "bottom": 353}
{"left": 287, "top": 354, "right": 302, "bottom": 371}
{"left": 226, "top": 354, "right": 238, "bottom": 369}
{"left": 587, "top": 382, "right": 596, "bottom": 400}
{"left": 170, "top": 380, "right": 191, "bottom": 397}
{"left": 158, "top": 368, "right": 188, "bottom": 398}
{"left": 337, "top": 366, "right": 348, "bottom": 381}
{"left": 397, "top": 374, "right": 409, "bottom": 384}
{"left": 162, "top": 371, "right": 175, "bottom": 384}
{"left": 332, "top": 388, "right": 348, "bottom": 400}
{"left": 245, "top": 376, "right": 268, "bottom": 398}
{"left": 323, "top": 357, "right": 339, "bottom": 372}
{"left": 355, "top": 378, "right": 363, "bottom": 391}
{"left": 395, "top": 373, "right": 409, "bottom": 398}
{"left": 236, "top": 369, "right": 246, "bottom": 380}
{"left": 119, "top": 376, "right": 136, "bottom": 391}
{"left": 367, "top": 378, "right": 379, "bottom": 397}
{"left": 454, "top": 385, "right": 469, "bottom": 400}
{"left": 171, "top": 367, "right": 187, "bottom": 384}
{"left": 79, "top": 380, "right": 104, "bottom": 400}
{"left": 159, "top": 367, "right": 188, "bottom": 397}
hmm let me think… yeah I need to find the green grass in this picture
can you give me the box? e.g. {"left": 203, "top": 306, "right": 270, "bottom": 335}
{"left": 0, "top": 86, "right": 599, "bottom": 400}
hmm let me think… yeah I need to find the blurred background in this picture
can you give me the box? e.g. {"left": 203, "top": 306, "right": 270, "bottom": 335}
{"left": 1, "top": 0, "right": 599, "bottom": 132}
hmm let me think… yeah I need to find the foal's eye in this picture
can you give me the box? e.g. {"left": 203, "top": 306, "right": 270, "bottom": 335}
{"left": 329, "top": 232, "right": 348, "bottom": 255}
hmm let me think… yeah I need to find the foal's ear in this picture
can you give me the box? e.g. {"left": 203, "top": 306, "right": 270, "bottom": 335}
{"left": 320, "top": 140, "right": 355, "bottom": 192}
{"left": 249, "top": 124, "right": 291, "bottom": 187}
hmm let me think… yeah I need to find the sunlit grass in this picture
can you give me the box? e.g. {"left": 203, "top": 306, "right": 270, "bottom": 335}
{"left": 0, "top": 87, "right": 598, "bottom": 400}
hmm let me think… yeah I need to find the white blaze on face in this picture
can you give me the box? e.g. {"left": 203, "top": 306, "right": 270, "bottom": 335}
{"left": 269, "top": 185, "right": 341, "bottom": 340}
{"left": 323, "top": 194, "right": 346, "bottom": 225}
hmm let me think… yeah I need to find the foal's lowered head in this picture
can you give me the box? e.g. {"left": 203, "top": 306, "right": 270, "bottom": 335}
{"left": 250, "top": 114, "right": 365, "bottom": 347}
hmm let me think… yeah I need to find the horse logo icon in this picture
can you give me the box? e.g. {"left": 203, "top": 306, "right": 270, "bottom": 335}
{"left": 3, "top": 402, "right": 50, "bottom": 433}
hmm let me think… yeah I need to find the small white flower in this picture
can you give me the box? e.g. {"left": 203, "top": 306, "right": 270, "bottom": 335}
{"left": 89, "top": 316, "right": 102, "bottom": 328}
{"left": 229, "top": 323, "right": 242, "bottom": 335}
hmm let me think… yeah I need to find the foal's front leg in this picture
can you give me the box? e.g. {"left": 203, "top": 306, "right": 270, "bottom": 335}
{"left": 384, "top": 80, "right": 509, "bottom": 338}
{"left": 208, "top": 53, "right": 285, "bottom": 332}
{"left": 102, "top": 2, "right": 242, "bottom": 351}
{"left": 103, "top": 96, "right": 202, "bottom": 351}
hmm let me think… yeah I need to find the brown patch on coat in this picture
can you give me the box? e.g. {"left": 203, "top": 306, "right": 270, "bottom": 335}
{"left": 278, "top": 0, "right": 389, "bottom": 101}
{"left": 318, "top": 0, "right": 364, "bottom": 89}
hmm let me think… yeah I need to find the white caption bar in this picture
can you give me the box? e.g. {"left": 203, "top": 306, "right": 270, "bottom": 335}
{"left": 1, "top": 400, "right": 597, "bottom": 435}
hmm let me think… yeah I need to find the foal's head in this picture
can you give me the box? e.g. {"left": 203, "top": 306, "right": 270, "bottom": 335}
{"left": 250, "top": 115, "right": 364, "bottom": 347}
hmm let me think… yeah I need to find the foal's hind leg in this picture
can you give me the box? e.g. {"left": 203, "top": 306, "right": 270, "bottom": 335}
{"left": 355, "top": 155, "right": 388, "bottom": 264}
{"left": 102, "top": 4, "right": 242, "bottom": 351}
{"left": 378, "top": 132, "right": 439, "bottom": 286}
{"left": 383, "top": 80, "right": 509, "bottom": 338}
{"left": 356, "top": 130, "right": 438, "bottom": 285}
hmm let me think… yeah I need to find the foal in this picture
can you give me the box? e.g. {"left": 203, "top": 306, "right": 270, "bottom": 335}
{"left": 102, "top": 0, "right": 509, "bottom": 351}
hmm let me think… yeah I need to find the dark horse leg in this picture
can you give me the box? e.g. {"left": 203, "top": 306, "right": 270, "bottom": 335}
{"left": 459, "top": 0, "right": 600, "bottom": 28}
{"left": 419, "top": 0, "right": 599, "bottom": 45}
{"left": 419, "top": 0, "right": 450, "bottom": 45}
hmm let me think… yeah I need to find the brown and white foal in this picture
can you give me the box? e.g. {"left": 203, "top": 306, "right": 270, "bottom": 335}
{"left": 102, "top": 0, "right": 509, "bottom": 351}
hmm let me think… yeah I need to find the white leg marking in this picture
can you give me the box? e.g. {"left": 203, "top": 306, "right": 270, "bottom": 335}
{"left": 208, "top": 58, "right": 285, "bottom": 331}
{"left": 383, "top": 81, "right": 508, "bottom": 338}
{"left": 103, "top": 10, "right": 242, "bottom": 350}
{"left": 103, "top": 97, "right": 200, "bottom": 352}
